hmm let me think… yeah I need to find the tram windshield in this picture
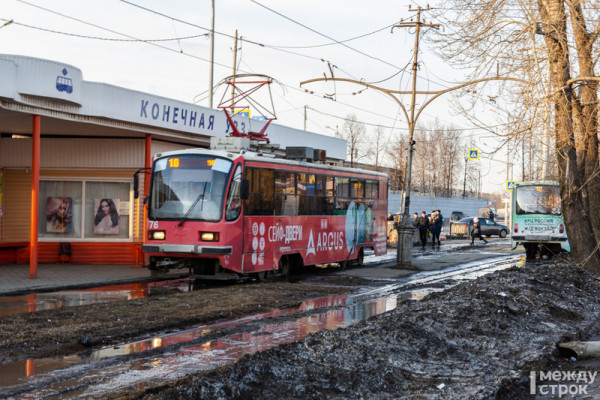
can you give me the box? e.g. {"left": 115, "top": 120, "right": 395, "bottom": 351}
{"left": 515, "top": 184, "right": 562, "bottom": 216}
{"left": 149, "top": 154, "right": 233, "bottom": 221}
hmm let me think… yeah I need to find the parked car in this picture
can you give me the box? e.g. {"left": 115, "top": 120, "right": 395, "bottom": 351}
{"left": 450, "top": 211, "right": 466, "bottom": 222}
{"left": 450, "top": 217, "right": 509, "bottom": 238}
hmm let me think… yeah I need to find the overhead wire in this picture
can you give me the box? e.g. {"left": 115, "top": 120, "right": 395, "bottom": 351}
{"left": 248, "top": 0, "right": 400, "bottom": 70}
{"left": 13, "top": 0, "right": 225, "bottom": 67}
{"left": 13, "top": 0, "right": 495, "bottom": 140}
{"left": 2, "top": 19, "right": 208, "bottom": 42}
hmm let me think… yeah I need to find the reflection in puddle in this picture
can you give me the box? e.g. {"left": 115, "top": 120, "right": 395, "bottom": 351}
{"left": 0, "top": 279, "right": 195, "bottom": 317}
{"left": 0, "top": 255, "right": 521, "bottom": 398}
{"left": 0, "top": 291, "right": 397, "bottom": 394}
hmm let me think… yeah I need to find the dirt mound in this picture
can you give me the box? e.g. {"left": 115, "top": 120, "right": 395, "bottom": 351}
{"left": 127, "top": 258, "right": 600, "bottom": 399}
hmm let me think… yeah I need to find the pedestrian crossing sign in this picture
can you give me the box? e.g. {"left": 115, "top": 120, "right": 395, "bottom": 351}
{"left": 506, "top": 181, "right": 516, "bottom": 191}
{"left": 468, "top": 149, "right": 479, "bottom": 160}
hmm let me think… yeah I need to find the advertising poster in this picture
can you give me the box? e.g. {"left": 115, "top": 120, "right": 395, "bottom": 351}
{"left": 46, "top": 197, "right": 73, "bottom": 233}
{"left": 93, "top": 198, "right": 120, "bottom": 234}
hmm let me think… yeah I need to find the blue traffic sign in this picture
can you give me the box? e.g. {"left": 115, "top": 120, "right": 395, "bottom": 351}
{"left": 468, "top": 149, "right": 479, "bottom": 160}
{"left": 506, "top": 181, "right": 516, "bottom": 191}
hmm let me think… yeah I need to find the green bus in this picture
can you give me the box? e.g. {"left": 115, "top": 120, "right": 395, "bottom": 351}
{"left": 511, "top": 181, "right": 570, "bottom": 260}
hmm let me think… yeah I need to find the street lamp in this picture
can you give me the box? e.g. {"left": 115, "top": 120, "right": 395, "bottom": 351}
{"left": 324, "top": 125, "right": 339, "bottom": 137}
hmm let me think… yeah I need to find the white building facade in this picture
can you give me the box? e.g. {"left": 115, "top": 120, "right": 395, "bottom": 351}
{"left": 0, "top": 54, "right": 346, "bottom": 269}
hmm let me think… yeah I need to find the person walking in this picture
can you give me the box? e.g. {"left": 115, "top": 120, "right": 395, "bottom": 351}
{"left": 470, "top": 217, "right": 488, "bottom": 245}
{"left": 430, "top": 210, "right": 443, "bottom": 246}
{"left": 416, "top": 211, "right": 430, "bottom": 249}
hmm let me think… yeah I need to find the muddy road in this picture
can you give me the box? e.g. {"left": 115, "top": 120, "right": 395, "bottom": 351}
{"left": 2, "top": 241, "right": 599, "bottom": 399}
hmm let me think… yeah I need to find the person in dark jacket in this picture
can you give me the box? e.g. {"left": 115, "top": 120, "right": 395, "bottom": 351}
{"left": 470, "top": 217, "right": 488, "bottom": 245}
{"left": 416, "top": 211, "right": 430, "bottom": 249}
{"left": 430, "top": 210, "right": 443, "bottom": 246}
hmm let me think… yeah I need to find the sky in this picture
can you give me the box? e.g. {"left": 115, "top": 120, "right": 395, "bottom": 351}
{"left": 1, "top": 0, "right": 515, "bottom": 195}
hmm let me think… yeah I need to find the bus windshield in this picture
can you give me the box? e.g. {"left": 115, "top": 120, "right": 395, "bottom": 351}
{"left": 515, "top": 185, "right": 561, "bottom": 216}
{"left": 149, "top": 154, "right": 233, "bottom": 221}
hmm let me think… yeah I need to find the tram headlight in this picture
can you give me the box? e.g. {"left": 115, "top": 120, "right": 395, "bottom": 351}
{"left": 199, "top": 231, "right": 219, "bottom": 242}
{"left": 149, "top": 230, "right": 166, "bottom": 240}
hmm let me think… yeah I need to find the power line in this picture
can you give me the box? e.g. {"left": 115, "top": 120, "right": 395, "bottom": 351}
{"left": 3, "top": 19, "right": 208, "bottom": 42}
{"left": 248, "top": 0, "right": 400, "bottom": 69}
{"left": 14, "top": 0, "right": 225, "bottom": 66}
{"left": 266, "top": 22, "right": 399, "bottom": 49}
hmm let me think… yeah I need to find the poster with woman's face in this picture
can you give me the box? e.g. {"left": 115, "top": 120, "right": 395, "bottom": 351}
{"left": 46, "top": 197, "right": 73, "bottom": 233}
{"left": 94, "top": 198, "right": 120, "bottom": 235}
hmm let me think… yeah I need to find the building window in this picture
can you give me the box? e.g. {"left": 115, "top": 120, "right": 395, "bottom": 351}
{"left": 39, "top": 180, "right": 131, "bottom": 240}
{"left": 85, "top": 182, "right": 130, "bottom": 238}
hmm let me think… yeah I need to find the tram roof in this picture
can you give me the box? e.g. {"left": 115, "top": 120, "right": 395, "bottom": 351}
{"left": 154, "top": 147, "right": 389, "bottom": 180}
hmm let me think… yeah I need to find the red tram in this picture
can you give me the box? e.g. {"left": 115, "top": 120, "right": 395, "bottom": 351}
{"left": 141, "top": 148, "right": 388, "bottom": 279}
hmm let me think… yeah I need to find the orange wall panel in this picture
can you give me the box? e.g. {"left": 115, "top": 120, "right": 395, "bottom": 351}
{"left": 38, "top": 242, "right": 137, "bottom": 264}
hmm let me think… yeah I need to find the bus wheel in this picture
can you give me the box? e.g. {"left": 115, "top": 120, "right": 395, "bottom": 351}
{"left": 524, "top": 243, "right": 538, "bottom": 260}
{"left": 540, "top": 245, "right": 555, "bottom": 260}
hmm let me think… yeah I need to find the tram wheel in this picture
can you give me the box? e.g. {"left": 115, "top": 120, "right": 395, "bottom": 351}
{"left": 353, "top": 248, "right": 364, "bottom": 267}
{"left": 256, "top": 270, "right": 269, "bottom": 282}
{"left": 278, "top": 257, "right": 292, "bottom": 278}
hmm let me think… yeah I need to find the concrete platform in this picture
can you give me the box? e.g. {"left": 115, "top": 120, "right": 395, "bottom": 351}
{"left": 0, "top": 263, "right": 152, "bottom": 296}
{"left": 333, "top": 239, "right": 520, "bottom": 280}
{"left": 0, "top": 239, "right": 519, "bottom": 297}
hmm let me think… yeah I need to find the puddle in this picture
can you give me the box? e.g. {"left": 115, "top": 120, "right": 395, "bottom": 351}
{"left": 0, "top": 291, "right": 398, "bottom": 398}
{"left": 0, "top": 279, "right": 195, "bottom": 317}
{"left": 0, "top": 255, "right": 523, "bottom": 398}
{"left": 0, "top": 241, "right": 506, "bottom": 318}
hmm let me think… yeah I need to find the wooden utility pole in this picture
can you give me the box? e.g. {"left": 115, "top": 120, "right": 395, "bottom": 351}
{"left": 231, "top": 30, "right": 238, "bottom": 114}
{"left": 208, "top": 0, "right": 215, "bottom": 108}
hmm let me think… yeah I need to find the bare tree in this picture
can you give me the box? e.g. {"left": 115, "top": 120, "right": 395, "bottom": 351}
{"left": 385, "top": 134, "right": 407, "bottom": 191}
{"left": 340, "top": 113, "right": 366, "bottom": 168}
{"left": 366, "top": 125, "right": 387, "bottom": 171}
{"left": 431, "top": 0, "right": 600, "bottom": 272}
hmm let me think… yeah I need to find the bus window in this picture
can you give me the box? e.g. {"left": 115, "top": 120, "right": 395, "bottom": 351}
{"left": 515, "top": 185, "right": 561, "bottom": 215}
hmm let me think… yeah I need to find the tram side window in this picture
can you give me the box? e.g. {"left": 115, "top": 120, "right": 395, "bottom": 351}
{"left": 351, "top": 179, "right": 365, "bottom": 199}
{"left": 335, "top": 177, "right": 351, "bottom": 213}
{"left": 261, "top": 169, "right": 275, "bottom": 215}
{"left": 325, "top": 176, "right": 335, "bottom": 214}
{"left": 245, "top": 167, "right": 275, "bottom": 216}
{"left": 245, "top": 168, "right": 259, "bottom": 215}
{"left": 365, "top": 180, "right": 379, "bottom": 200}
{"left": 312, "top": 175, "right": 328, "bottom": 215}
{"left": 298, "top": 173, "right": 316, "bottom": 215}
{"left": 225, "top": 165, "right": 242, "bottom": 220}
{"left": 275, "top": 171, "right": 297, "bottom": 216}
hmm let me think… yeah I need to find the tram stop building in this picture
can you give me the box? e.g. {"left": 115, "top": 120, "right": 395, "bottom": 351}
{"left": 0, "top": 54, "right": 346, "bottom": 274}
